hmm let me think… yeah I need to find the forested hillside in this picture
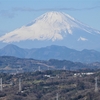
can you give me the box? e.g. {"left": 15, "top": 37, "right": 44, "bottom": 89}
{"left": 0, "top": 70, "right": 100, "bottom": 100}
{"left": 0, "top": 56, "right": 100, "bottom": 73}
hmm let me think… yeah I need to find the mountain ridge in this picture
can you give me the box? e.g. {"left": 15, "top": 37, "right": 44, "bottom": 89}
{"left": 0, "top": 55, "right": 100, "bottom": 73}
{"left": 0, "top": 44, "right": 100, "bottom": 63}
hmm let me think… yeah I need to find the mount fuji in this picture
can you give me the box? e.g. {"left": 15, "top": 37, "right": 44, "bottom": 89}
{"left": 0, "top": 11, "right": 100, "bottom": 50}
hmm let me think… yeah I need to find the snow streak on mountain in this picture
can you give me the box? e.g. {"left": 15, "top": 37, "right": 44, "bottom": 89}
{"left": 0, "top": 11, "right": 100, "bottom": 43}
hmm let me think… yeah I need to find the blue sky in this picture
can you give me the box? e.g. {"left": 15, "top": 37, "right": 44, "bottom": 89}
{"left": 0, "top": 0, "right": 100, "bottom": 36}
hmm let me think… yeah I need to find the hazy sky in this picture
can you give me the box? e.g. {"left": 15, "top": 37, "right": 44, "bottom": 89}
{"left": 0, "top": 0, "right": 100, "bottom": 36}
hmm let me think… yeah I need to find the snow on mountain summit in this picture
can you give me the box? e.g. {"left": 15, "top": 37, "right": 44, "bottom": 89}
{"left": 0, "top": 11, "right": 100, "bottom": 43}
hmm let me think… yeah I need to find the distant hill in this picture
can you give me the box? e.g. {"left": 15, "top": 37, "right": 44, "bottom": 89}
{"left": 0, "top": 56, "right": 100, "bottom": 73}
{"left": 0, "top": 44, "right": 27, "bottom": 57}
{"left": 0, "top": 44, "right": 100, "bottom": 63}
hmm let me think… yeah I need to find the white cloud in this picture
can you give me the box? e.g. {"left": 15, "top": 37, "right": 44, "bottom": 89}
{"left": 12, "top": 5, "right": 100, "bottom": 12}
{"left": 78, "top": 36, "right": 88, "bottom": 41}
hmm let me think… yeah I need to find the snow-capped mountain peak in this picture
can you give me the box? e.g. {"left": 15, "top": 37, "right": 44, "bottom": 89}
{"left": 0, "top": 11, "right": 100, "bottom": 50}
{"left": 0, "top": 11, "right": 100, "bottom": 43}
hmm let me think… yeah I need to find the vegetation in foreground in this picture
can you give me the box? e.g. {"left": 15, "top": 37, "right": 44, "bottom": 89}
{"left": 0, "top": 69, "right": 100, "bottom": 100}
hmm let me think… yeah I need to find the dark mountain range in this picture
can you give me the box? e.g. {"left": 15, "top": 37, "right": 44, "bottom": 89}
{"left": 0, "top": 44, "right": 100, "bottom": 63}
{"left": 0, "top": 56, "right": 100, "bottom": 73}
{"left": 0, "top": 44, "right": 27, "bottom": 57}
